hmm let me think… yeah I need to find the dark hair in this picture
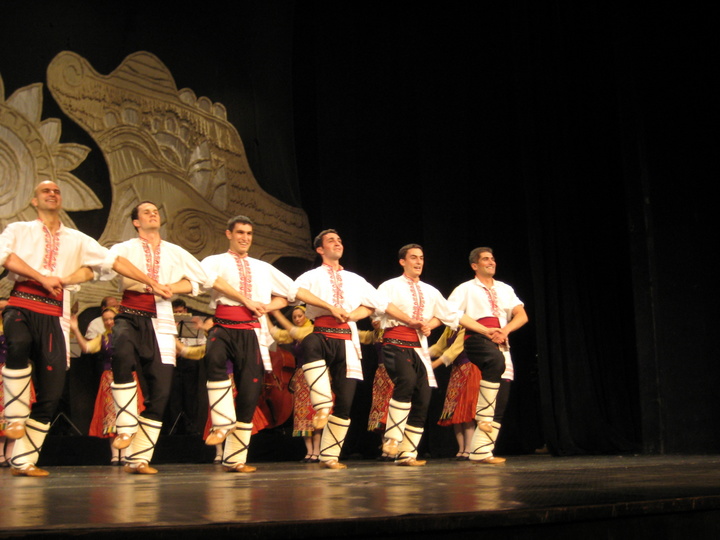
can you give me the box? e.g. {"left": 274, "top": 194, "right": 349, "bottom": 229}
{"left": 313, "top": 229, "right": 339, "bottom": 249}
{"left": 469, "top": 247, "right": 494, "bottom": 266}
{"left": 226, "top": 215, "right": 254, "bottom": 232}
{"left": 131, "top": 201, "right": 157, "bottom": 223}
{"left": 398, "top": 243, "right": 423, "bottom": 260}
{"left": 172, "top": 298, "right": 187, "bottom": 310}
{"left": 100, "top": 296, "right": 116, "bottom": 309}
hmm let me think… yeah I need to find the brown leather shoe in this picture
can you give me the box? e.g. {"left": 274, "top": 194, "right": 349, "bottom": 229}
{"left": 206, "top": 426, "right": 236, "bottom": 446}
{"left": 312, "top": 408, "right": 330, "bottom": 430}
{"left": 112, "top": 432, "right": 135, "bottom": 450}
{"left": 382, "top": 438, "right": 399, "bottom": 457}
{"left": 5, "top": 421, "right": 25, "bottom": 440}
{"left": 473, "top": 456, "right": 506, "bottom": 465}
{"left": 396, "top": 457, "right": 427, "bottom": 467}
{"left": 222, "top": 463, "right": 257, "bottom": 473}
{"left": 124, "top": 462, "right": 158, "bottom": 474}
{"left": 319, "top": 459, "right": 347, "bottom": 470}
{"left": 11, "top": 464, "right": 50, "bottom": 477}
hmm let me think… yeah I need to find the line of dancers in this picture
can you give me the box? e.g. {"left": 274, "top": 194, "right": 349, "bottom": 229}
{"left": 0, "top": 180, "right": 526, "bottom": 476}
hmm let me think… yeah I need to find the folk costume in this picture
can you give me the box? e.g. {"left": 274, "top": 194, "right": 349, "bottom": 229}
{"left": 376, "top": 275, "right": 462, "bottom": 465}
{"left": 201, "top": 251, "right": 298, "bottom": 472}
{"left": 448, "top": 277, "right": 522, "bottom": 462}
{"left": 109, "top": 238, "right": 207, "bottom": 473}
{"left": 0, "top": 219, "right": 116, "bottom": 475}
{"left": 294, "top": 264, "right": 388, "bottom": 468}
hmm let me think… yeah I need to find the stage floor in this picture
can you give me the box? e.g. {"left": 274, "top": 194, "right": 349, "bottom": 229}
{"left": 3, "top": 454, "right": 720, "bottom": 539}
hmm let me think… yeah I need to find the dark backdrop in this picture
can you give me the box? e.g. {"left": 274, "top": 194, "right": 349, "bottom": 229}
{"left": 2, "top": 1, "right": 716, "bottom": 457}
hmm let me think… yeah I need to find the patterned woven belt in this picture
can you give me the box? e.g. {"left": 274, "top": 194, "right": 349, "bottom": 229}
{"left": 314, "top": 326, "right": 352, "bottom": 335}
{"left": 10, "top": 289, "right": 62, "bottom": 307}
{"left": 215, "top": 318, "right": 258, "bottom": 326}
{"left": 382, "top": 337, "right": 421, "bottom": 348}
{"left": 118, "top": 305, "right": 156, "bottom": 318}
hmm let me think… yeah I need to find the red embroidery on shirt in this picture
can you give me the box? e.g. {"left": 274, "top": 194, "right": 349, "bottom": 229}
{"left": 229, "top": 250, "right": 252, "bottom": 298}
{"left": 483, "top": 284, "right": 502, "bottom": 319}
{"left": 38, "top": 219, "right": 61, "bottom": 272}
{"left": 403, "top": 275, "right": 425, "bottom": 320}
{"left": 140, "top": 239, "right": 161, "bottom": 282}
{"left": 323, "top": 264, "right": 344, "bottom": 308}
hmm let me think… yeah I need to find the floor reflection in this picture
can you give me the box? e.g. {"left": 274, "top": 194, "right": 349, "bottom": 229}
{"left": 3, "top": 455, "right": 720, "bottom": 533}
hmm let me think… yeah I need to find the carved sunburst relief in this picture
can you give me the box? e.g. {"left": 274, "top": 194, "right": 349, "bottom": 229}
{"left": 0, "top": 74, "right": 98, "bottom": 230}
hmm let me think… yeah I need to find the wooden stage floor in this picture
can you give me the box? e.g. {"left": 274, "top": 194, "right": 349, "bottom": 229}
{"left": 3, "top": 454, "right": 720, "bottom": 539}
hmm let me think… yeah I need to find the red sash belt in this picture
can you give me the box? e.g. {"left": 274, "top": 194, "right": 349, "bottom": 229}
{"left": 465, "top": 316, "right": 501, "bottom": 340}
{"left": 9, "top": 280, "right": 63, "bottom": 316}
{"left": 313, "top": 315, "right": 352, "bottom": 340}
{"left": 119, "top": 290, "right": 157, "bottom": 317}
{"left": 382, "top": 325, "right": 420, "bottom": 348}
{"left": 215, "top": 304, "right": 259, "bottom": 329}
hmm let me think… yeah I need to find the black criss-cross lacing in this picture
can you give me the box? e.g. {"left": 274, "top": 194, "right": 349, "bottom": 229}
{"left": 113, "top": 385, "right": 138, "bottom": 431}
{"left": 385, "top": 401, "right": 411, "bottom": 438}
{"left": 3, "top": 371, "right": 31, "bottom": 422}
{"left": 223, "top": 425, "right": 252, "bottom": 466}
{"left": 319, "top": 417, "right": 346, "bottom": 460}
{"left": 305, "top": 362, "right": 332, "bottom": 407}
{"left": 125, "top": 419, "right": 157, "bottom": 463}
{"left": 209, "top": 382, "right": 235, "bottom": 428}
{"left": 10, "top": 421, "right": 47, "bottom": 468}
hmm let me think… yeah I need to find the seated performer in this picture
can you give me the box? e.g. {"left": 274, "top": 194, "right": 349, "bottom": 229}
{"left": 430, "top": 327, "right": 480, "bottom": 460}
{"left": 268, "top": 306, "right": 319, "bottom": 462}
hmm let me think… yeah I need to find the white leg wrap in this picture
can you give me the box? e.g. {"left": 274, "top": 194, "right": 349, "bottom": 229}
{"left": 10, "top": 418, "right": 49, "bottom": 469}
{"left": 469, "top": 421, "right": 501, "bottom": 461}
{"left": 2, "top": 366, "right": 32, "bottom": 427}
{"left": 475, "top": 380, "right": 500, "bottom": 424}
{"left": 125, "top": 417, "right": 162, "bottom": 466}
{"left": 303, "top": 360, "right": 333, "bottom": 410}
{"left": 207, "top": 379, "right": 237, "bottom": 430}
{"left": 222, "top": 422, "right": 253, "bottom": 467}
{"left": 319, "top": 415, "right": 350, "bottom": 463}
{"left": 111, "top": 381, "right": 139, "bottom": 436}
{"left": 397, "top": 425, "right": 424, "bottom": 461}
{"left": 384, "top": 399, "right": 411, "bottom": 443}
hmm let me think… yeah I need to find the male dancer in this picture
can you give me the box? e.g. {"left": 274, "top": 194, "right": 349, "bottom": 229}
{"left": 295, "top": 230, "right": 423, "bottom": 469}
{"left": 201, "top": 216, "right": 347, "bottom": 473}
{"left": 377, "top": 244, "right": 502, "bottom": 466}
{"left": 108, "top": 201, "right": 207, "bottom": 474}
{"left": 0, "top": 182, "right": 170, "bottom": 476}
{"left": 448, "top": 247, "right": 527, "bottom": 464}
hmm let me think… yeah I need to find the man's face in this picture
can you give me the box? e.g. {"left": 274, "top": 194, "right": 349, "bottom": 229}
{"left": 32, "top": 181, "right": 62, "bottom": 212}
{"left": 400, "top": 248, "right": 424, "bottom": 280}
{"left": 173, "top": 305, "right": 188, "bottom": 314}
{"left": 317, "top": 232, "right": 343, "bottom": 261}
{"left": 226, "top": 222, "right": 253, "bottom": 256}
{"left": 133, "top": 203, "right": 161, "bottom": 232}
{"left": 472, "top": 251, "right": 496, "bottom": 279}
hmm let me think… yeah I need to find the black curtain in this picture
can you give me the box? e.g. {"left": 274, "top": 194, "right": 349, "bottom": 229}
{"left": 3, "top": 1, "right": 716, "bottom": 457}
